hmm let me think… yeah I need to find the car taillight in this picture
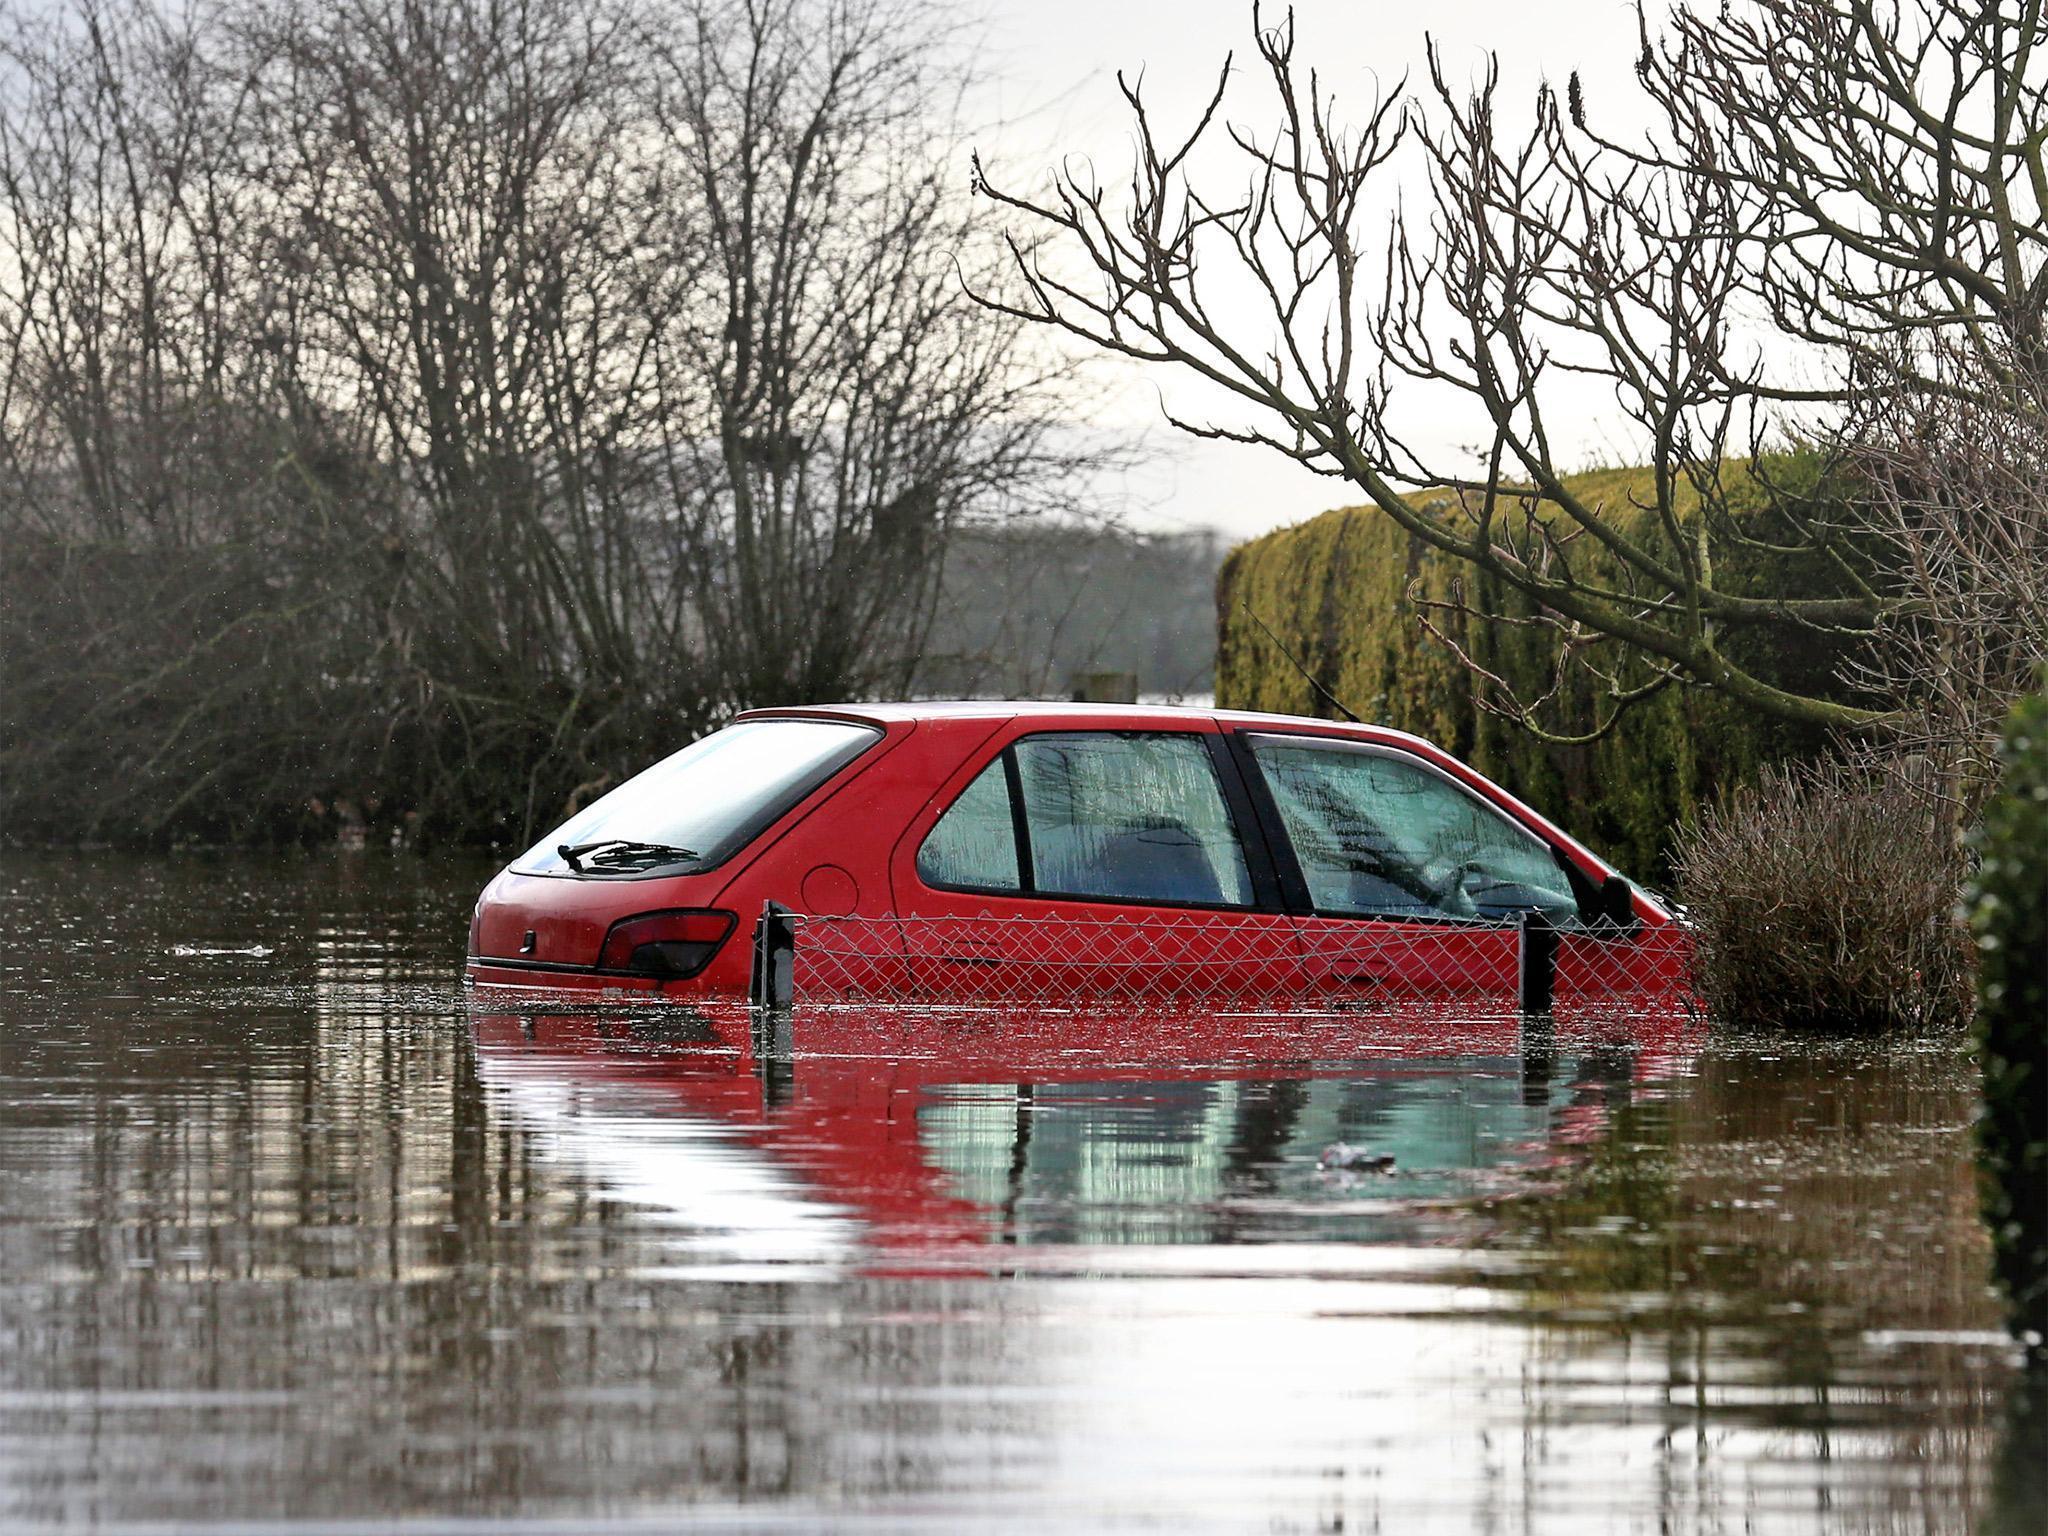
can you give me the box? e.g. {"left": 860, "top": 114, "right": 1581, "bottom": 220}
{"left": 597, "top": 908, "right": 737, "bottom": 979}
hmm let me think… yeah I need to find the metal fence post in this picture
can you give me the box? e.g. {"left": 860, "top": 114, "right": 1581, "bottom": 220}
{"left": 748, "top": 901, "right": 797, "bottom": 1106}
{"left": 1519, "top": 1008, "right": 1556, "bottom": 1104}
{"left": 749, "top": 900, "right": 796, "bottom": 1012}
{"left": 1518, "top": 908, "right": 1557, "bottom": 1017}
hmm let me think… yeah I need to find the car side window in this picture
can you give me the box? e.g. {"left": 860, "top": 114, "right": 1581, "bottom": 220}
{"left": 1013, "top": 734, "right": 1254, "bottom": 907}
{"left": 1246, "top": 735, "right": 1577, "bottom": 921}
{"left": 916, "top": 758, "right": 1021, "bottom": 892}
{"left": 915, "top": 732, "right": 1256, "bottom": 908}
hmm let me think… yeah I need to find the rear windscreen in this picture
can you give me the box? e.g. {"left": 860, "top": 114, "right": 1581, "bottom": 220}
{"left": 510, "top": 718, "right": 881, "bottom": 877}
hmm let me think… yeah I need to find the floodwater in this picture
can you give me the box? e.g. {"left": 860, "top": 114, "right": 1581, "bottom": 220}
{"left": 2, "top": 853, "right": 2042, "bottom": 1534}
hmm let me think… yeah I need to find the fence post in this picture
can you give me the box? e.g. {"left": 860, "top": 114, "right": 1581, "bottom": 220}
{"left": 748, "top": 901, "right": 797, "bottom": 1106}
{"left": 1518, "top": 908, "right": 1557, "bottom": 1017}
{"left": 1519, "top": 1011, "right": 1556, "bottom": 1104}
{"left": 749, "top": 900, "right": 796, "bottom": 1012}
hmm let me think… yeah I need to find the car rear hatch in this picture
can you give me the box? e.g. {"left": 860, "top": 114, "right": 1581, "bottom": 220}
{"left": 471, "top": 714, "right": 890, "bottom": 974}
{"left": 472, "top": 867, "right": 733, "bottom": 970}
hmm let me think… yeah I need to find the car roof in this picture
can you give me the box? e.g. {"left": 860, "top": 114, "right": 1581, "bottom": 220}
{"left": 736, "top": 698, "right": 1439, "bottom": 748}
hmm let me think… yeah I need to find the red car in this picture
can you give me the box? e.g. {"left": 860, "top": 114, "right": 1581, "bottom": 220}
{"left": 465, "top": 702, "right": 1679, "bottom": 1003}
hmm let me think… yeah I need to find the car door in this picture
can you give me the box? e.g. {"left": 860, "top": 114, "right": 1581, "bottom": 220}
{"left": 885, "top": 725, "right": 1300, "bottom": 1002}
{"left": 1230, "top": 731, "right": 1584, "bottom": 1005}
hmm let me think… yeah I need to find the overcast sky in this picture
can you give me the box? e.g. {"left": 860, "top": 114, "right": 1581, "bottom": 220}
{"left": 963, "top": 0, "right": 1658, "bottom": 540}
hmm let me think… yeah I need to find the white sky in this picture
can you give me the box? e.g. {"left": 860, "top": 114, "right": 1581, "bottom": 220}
{"left": 965, "top": 0, "right": 1660, "bottom": 540}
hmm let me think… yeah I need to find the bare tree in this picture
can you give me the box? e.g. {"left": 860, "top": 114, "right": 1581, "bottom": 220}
{"left": 642, "top": 0, "right": 1086, "bottom": 709}
{"left": 0, "top": 0, "right": 277, "bottom": 544}
{"left": 1630, "top": 0, "right": 2048, "bottom": 805}
{"left": 0, "top": 0, "right": 391, "bottom": 839}
{"left": 1846, "top": 346, "right": 2048, "bottom": 800}
{"left": 243, "top": 0, "right": 686, "bottom": 825}
{"left": 0, "top": 0, "right": 1093, "bottom": 844}
{"left": 971, "top": 0, "right": 2046, "bottom": 767}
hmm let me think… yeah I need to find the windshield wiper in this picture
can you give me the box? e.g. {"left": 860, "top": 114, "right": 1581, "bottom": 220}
{"left": 557, "top": 838, "right": 701, "bottom": 873}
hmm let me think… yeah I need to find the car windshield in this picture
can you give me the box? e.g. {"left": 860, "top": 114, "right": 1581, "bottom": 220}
{"left": 511, "top": 719, "right": 879, "bottom": 877}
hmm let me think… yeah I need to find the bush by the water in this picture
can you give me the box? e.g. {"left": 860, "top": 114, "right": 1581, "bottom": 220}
{"left": 1973, "top": 686, "right": 2048, "bottom": 1349}
{"left": 1674, "top": 759, "right": 1973, "bottom": 1032}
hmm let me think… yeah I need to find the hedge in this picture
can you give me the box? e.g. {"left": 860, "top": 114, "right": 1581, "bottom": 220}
{"left": 1973, "top": 683, "right": 2048, "bottom": 1351}
{"left": 1214, "top": 460, "right": 1858, "bottom": 876}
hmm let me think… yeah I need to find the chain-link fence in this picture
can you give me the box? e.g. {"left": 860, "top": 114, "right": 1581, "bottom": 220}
{"left": 762, "top": 908, "right": 1696, "bottom": 1023}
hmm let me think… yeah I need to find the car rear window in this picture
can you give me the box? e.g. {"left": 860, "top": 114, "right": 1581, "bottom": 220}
{"left": 916, "top": 757, "right": 1021, "bottom": 892}
{"left": 511, "top": 718, "right": 880, "bottom": 877}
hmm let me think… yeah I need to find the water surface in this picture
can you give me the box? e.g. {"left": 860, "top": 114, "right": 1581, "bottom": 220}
{"left": 1, "top": 853, "right": 2039, "bottom": 1532}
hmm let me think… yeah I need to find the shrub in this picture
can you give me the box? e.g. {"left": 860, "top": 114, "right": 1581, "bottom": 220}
{"left": 1972, "top": 686, "right": 2048, "bottom": 1350}
{"left": 1674, "top": 758, "right": 1973, "bottom": 1032}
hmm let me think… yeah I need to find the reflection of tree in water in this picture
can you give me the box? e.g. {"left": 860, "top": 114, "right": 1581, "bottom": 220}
{"left": 1222, "top": 1079, "right": 1310, "bottom": 1192}
{"left": 1494, "top": 1034, "right": 2014, "bottom": 1532}
{"left": 918, "top": 1054, "right": 1622, "bottom": 1247}
{"left": 1985, "top": 1366, "right": 2048, "bottom": 1536}
{"left": 0, "top": 856, "right": 1026, "bottom": 1522}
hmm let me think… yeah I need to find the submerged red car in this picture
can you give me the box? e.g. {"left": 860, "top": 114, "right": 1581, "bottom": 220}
{"left": 465, "top": 702, "right": 1678, "bottom": 1002}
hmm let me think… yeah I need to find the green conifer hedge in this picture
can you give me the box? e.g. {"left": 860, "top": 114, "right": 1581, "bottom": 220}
{"left": 1973, "top": 683, "right": 2048, "bottom": 1350}
{"left": 1214, "top": 461, "right": 1856, "bottom": 874}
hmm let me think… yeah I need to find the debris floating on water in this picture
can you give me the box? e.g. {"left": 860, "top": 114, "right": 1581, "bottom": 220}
{"left": 1318, "top": 1143, "right": 1396, "bottom": 1174}
{"left": 168, "top": 944, "right": 275, "bottom": 958}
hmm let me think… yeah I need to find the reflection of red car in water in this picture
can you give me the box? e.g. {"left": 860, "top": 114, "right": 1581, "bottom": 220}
{"left": 467, "top": 1002, "right": 1703, "bottom": 1259}
{"left": 466, "top": 703, "right": 1685, "bottom": 1006}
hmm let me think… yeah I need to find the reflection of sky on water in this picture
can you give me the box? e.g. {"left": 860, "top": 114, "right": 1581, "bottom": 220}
{"left": 480, "top": 1060, "right": 863, "bottom": 1276}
